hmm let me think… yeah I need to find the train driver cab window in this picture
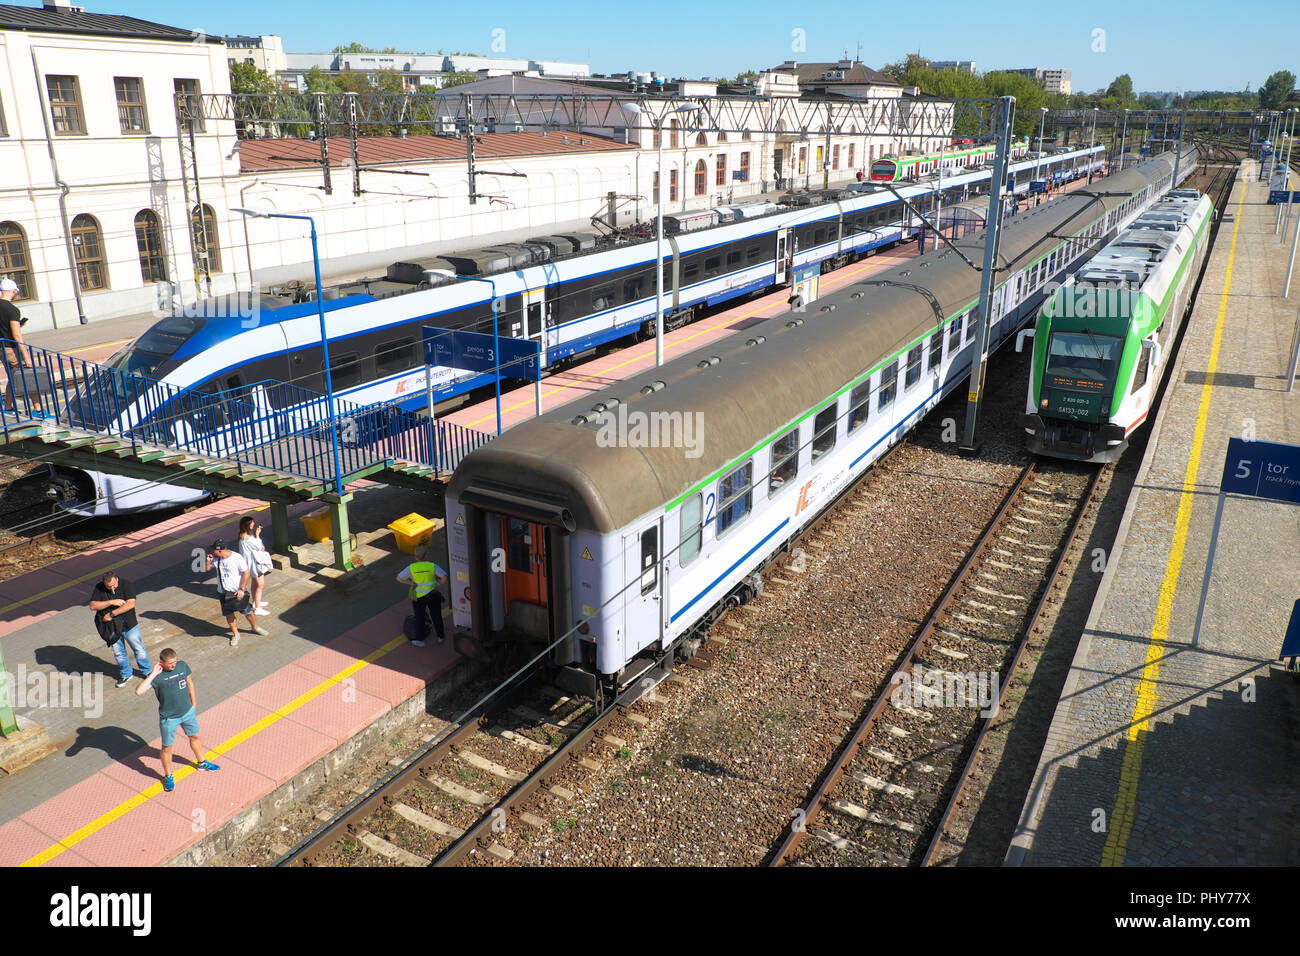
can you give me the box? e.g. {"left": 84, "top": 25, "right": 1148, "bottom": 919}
{"left": 905, "top": 345, "right": 922, "bottom": 389}
{"left": 680, "top": 494, "right": 702, "bottom": 565}
{"left": 848, "top": 379, "right": 871, "bottom": 433}
{"left": 769, "top": 427, "right": 799, "bottom": 495}
{"left": 1132, "top": 344, "right": 1151, "bottom": 393}
{"left": 716, "top": 460, "right": 753, "bottom": 537}
{"left": 640, "top": 526, "right": 658, "bottom": 595}
{"left": 877, "top": 361, "right": 898, "bottom": 410}
{"left": 811, "top": 403, "right": 837, "bottom": 461}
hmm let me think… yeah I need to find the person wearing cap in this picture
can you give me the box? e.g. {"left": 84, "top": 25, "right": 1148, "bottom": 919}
{"left": 0, "top": 277, "right": 37, "bottom": 413}
{"left": 205, "top": 539, "right": 266, "bottom": 646}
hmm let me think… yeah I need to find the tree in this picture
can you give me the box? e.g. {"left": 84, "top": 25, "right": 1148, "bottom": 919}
{"left": 438, "top": 70, "right": 479, "bottom": 90}
{"left": 984, "top": 71, "right": 1046, "bottom": 137}
{"left": 304, "top": 66, "right": 340, "bottom": 94}
{"left": 1260, "top": 70, "right": 1296, "bottom": 110}
{"left": 1105, "top": 74, "right": 1135, "bottom": 106}
{"left": 882, "top": 53, "right": 930, "bottom": 83}
{"left": 229, "top": 62, "right": 276, "bottom": 96}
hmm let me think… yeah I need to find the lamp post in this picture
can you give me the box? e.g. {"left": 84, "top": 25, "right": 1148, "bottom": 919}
{"left": 1090, "top": 107, "right": 1098, "bottom": 148}
{"left": 232, "top": 207, "right": 344, "bottom": 496}
{"left": 622, "top": 101, "right": 699, "bottom": 368}
{"left": 1035, "top": 107, "right": 1048, "bottom": 199}
{"left": 1119, "top": 108, "right": 1130, "bottom": 172}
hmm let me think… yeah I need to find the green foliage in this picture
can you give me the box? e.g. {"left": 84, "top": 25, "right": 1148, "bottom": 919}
{"left": 1105, "top": 74, "right": 1135, "bottom": 106}
{"left": 983, "top": 71, "right": 1046, "bottom": 137}
{"left": 439, "top": 70, "right": 479, "bottom": 90}
{"left": 304, "top": 66, "right": 340, "bottom": 94}
{"left": 1260, "top": 70, "right": 1296, "bottom": 110}
{"left": 229, "top": 62, "right": 276, "bottom": 96}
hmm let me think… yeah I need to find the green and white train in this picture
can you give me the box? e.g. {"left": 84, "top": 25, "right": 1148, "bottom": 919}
{"left": 1022, "top": 187, "right": 1214, "bottom": 462}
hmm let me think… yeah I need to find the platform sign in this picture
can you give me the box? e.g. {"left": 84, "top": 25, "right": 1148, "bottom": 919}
{"left": 1219, "top": 438, "right": 1300, "bottom": 504}
{"left": 422, "top": 326, "right": 540, "bottom": 382}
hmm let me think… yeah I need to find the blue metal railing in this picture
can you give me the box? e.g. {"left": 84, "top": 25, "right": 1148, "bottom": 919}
{"left": 0, "top": 343, "right": 493, "bottom": 488}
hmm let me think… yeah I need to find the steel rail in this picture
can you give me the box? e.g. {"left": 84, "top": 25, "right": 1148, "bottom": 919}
{"left": 920, "top": 464, "right": 1104, "bottom": 865}
{"left": 768, "top": 459, "right": 1038, "bottom": 866}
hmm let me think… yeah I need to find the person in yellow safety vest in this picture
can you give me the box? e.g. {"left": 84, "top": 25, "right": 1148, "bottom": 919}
{"left": 396, "top": 543, "right": 448, "bottom": 646}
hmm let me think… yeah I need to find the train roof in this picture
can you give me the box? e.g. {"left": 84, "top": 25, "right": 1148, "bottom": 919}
{"left": 449, "top": 149, "right": 1193, "bottom": 534}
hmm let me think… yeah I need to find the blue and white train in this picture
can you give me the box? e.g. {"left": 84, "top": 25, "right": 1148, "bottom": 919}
{"left": 50, "top": 145, "right": 1107, "bottom": 515}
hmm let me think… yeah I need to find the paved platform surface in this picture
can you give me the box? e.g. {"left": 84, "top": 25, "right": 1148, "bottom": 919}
{"left": 1008, "top": 160, "right": 1300, "bottom": 866}
{"left": 0, "top": 479, "right": 461, "bottom": 866}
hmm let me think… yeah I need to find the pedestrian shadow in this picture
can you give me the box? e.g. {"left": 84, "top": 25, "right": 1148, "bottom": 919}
{"left": 33, "top": 644, "right": 117, "bottom": 680}
{"left": 65, "top": 725, "right": 153, "bottom": 778}
{"left": 141, "top": 609, "right": 229, "bottom": 639}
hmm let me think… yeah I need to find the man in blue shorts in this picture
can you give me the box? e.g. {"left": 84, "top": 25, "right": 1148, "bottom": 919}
{"left": 135, "top": 648, "right": 219, "bottom": 792}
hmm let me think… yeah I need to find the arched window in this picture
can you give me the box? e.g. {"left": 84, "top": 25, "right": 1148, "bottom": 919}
{"left": 694, "top": 159, "right": 707, "bottom": 196}
{"left": 71, "top": 214, "right": 107, "bottom": 291}
{"left": 0, "top": 221, "right": 34, "bottom": 300}
{"left": 742, "top": 130, "right": 752, "bottom": 141}
{"left": 134, "top": 209, "right": 168, "bottom": 283}
{"left": 191, "top": 204, "right": 220, "bottom": 273}
{"left": 669, "top": 119, "right": 679, "bottom": 149}
{"left": 695, "top": 132, "right": 707, "bottom": 147}
{"left": 717, "top": 131, "right": 728, "bottom": 143}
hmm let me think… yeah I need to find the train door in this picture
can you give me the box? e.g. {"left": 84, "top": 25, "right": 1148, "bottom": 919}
{"left": 623, "top": 519, "right": 663, "bottom": 656}
{"left": 524, "top": 286, "right": 547, "bottom": 363}
{"left": 775, "top": 229, "right": 789, "bottom": 285}
{"left": 499, "top": 516, "right": 549, "bottom": 636}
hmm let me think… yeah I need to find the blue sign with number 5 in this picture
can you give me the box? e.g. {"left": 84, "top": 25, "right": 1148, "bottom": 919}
{"left": 1220, "top": 437, "right": 1300, "bottom": 504}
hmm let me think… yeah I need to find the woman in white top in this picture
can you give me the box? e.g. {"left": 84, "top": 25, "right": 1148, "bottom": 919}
{"left": 237, "top": 515, "right": 271, "bottom": 613}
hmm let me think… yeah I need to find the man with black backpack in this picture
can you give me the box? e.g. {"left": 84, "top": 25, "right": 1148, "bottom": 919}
{"left": 90, "top": 570, "right": 150, "bottom": 688}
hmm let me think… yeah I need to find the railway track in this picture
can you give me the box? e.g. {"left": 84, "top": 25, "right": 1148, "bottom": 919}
{"left": 767, "top": 458, "right": 1102, "bottom": 866}
{"left": 276, "top": 645, "right": 684, "bottom": 867}
{"left": 766, "top": 142, "right": 1240, "bottom": 868}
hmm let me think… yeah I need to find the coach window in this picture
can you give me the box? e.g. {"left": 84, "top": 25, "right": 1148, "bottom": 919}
{"left": 592, "top": 285, "right": 615, "bottom": 311}
{"left": 680, "top": 494, "right": 702, "bottom": 565}
{"left": 811, "top": 404, "right": 838, "bottom": 461}
{"left": 624, "top": 276, "right": 644, "bottom": 302}
{"left": 848, "top": 380, "right": 872, "bottom": 432}
{"left": 704, "top": 255, "right": 721, "bottom": 277}
{"left": 769, "top": 428, "right": 799, "bottom": 495}
{"left": 683, "top": 260, "right": 700, "bottom": 283}
{"left": 964, "top": 313, "right": 975, "bottom": 344}
{"left": 927, "top": 331, "right": 942, "bottom": 371}
{"left": 905, "top": 345, "right": 922, "bottom": 389}
{"left": 877, "top": 361, "right": 898, "bottom": 410}
{"left": 716, "top": 460, "right": 753, "bottom": 536}
{"left": 948, "top": 314, "right": 963, "bottom": 351}
{"left": 332, "top": 353, "right": 362, "bottom": 391}
{"left": 727, "top": 250, "right": 741, "bottom": 268}
{"left": 747, "top": 244, "right": 762, "bottom": 264}
{"left": 640, "top": 526, "right": 658, "bottom": 595}
{"left": 375, "top": 338, "right": 415, "bottom": 375}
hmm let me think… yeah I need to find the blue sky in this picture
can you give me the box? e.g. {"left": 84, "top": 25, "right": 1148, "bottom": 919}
{"left": 112, "top": 0, "right": 1287, "bottom": 94}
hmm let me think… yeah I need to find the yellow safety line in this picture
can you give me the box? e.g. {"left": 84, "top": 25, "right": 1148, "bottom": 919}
{"left": 1100, "top": 169, "right": 1245, "bottom": 867}
{"left": 19, "top": 616, "right": 450, "bottom": 866}
{"left": 63, "top": 337, "right": 133, "bottom": 356}
{"left": 0, "top": 503, "right": 271, "bottom": 618}
{"left": 462, "top": 252, "right": 906, "bottom": 429}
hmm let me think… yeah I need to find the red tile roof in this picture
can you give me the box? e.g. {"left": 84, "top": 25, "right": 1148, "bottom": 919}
{"left": 239, "top": 130, "right": 635, "bottom": 173}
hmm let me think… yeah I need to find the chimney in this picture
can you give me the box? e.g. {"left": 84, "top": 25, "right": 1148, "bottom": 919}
{"left": 43, "top": 0, "right": 75, "bottom": 8}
